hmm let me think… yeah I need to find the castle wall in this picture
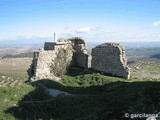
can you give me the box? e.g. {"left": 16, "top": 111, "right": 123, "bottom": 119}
{"left": 28, "top": 50, "right": 60, "bottom": 80}
{"left": 76, "top": 53, "right": 88, "bottom": 68}
{"left": 44, "top": 42, "right": 56, "bottom": 50}
{"left": 75, "top": 42, "right": 88, "bottom": 68}
{"left": 28, "top": 38, "right": 130, "bottom": 81}
{"left": 91, "top": 43, "right": 130, "bottom": 79}
{"left": 28, "top": 37, "right": 88, "bottom": 81}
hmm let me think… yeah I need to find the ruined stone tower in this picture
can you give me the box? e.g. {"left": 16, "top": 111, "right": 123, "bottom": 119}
{"left": 27, "top": 37, "right": 88, "bottom": 81}
{"left": 91, "top": 43, "right": 130, "bottom": 79}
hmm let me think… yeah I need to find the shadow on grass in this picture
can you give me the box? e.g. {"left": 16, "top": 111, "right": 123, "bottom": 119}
{"left": 67, "top": 67, "right": 96, "bottom": 77}
{"left": 68, "top": 67, "right": 127, "bottom": 79}
{"left": 5, "top": 79, "right": 160, "bottom": 120}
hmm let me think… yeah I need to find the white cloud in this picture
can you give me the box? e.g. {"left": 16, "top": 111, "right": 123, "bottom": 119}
{"left": 76, "top": 27, "right": 91, "bottom": 33}
{"left": 151, "top": 21, "right": 160, "bottom": 27}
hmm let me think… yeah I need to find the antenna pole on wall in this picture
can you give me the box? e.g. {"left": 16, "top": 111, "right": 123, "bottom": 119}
{"left": 54, "top": 33, "right": 56, "bottom": 42}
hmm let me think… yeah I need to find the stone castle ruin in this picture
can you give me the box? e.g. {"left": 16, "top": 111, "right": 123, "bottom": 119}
{"left": 28, "top": 37, "right": 88, "bottom": 81}
{"left": 28, "top": 37, "right": 130, "bottom": 81}
{"left": 91, "top": 43, "right": 130, "bottom": 79}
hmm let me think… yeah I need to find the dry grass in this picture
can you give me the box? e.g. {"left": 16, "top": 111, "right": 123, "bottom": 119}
{"left": 0, "top": 58, "right": 32, "bottom": 76}
{"left": 128, "top": 59, "right": 160, "bottom": 79}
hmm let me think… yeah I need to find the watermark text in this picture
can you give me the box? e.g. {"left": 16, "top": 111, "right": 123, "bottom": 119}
{"left": 124, "top": 113, "right": 159, "bottom": 119}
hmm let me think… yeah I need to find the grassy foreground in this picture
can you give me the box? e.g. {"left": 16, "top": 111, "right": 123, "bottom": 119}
{"left": 0, "top": 73, "right": 160, "bottom": 120}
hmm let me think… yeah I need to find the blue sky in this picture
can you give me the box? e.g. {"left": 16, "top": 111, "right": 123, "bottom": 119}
{"left": 0, "top": 0, "right": 160, "bottom": 43}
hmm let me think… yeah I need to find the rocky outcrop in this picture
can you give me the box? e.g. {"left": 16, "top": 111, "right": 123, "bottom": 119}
{"left": 91, "top": 43, "right": 130, "bottom": 79}
{"left": 27, "top": 37, "right": 88, "bottom": 81}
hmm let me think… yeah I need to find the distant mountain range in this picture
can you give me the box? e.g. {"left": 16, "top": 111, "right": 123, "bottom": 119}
{"left": 0, "top": 37, "right": 54, "bottom": 47}
{"left": 87, "top": 42, "right": 160, "bottom": 56}
{"left": 0, "top": 39, "right": 160, "bottom": 58}
{"left": 0, "top": 38, "right": 160, "bottom": 48}
{"left": 120, "top": 41, "right": 160, "bottom": 48}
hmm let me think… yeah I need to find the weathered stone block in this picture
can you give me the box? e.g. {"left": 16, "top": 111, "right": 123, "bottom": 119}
{"left": 91, "top": 43, "right": 130, "bottom": 79}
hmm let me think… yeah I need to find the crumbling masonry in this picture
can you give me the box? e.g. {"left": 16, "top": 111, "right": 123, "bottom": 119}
{"left": 91, "top": 43, "right": 130, "bottom": 79}
{"left": 28, "top": 37, "right": 130, "bottom": 81}
{"left": 27, "top": 37, "right": 88, "bottom": 81}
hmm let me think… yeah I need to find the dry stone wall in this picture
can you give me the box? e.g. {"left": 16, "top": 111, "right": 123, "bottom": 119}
{"left": 91, "top": 43, "right": 130, "bottom": 79}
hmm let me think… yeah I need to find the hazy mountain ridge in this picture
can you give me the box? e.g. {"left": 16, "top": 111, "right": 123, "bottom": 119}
{"left": 0, "top": 41, "right": 160, "bottom": 59}
{"left": 125, "top": 47, "right": 160, "bottom": 56}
